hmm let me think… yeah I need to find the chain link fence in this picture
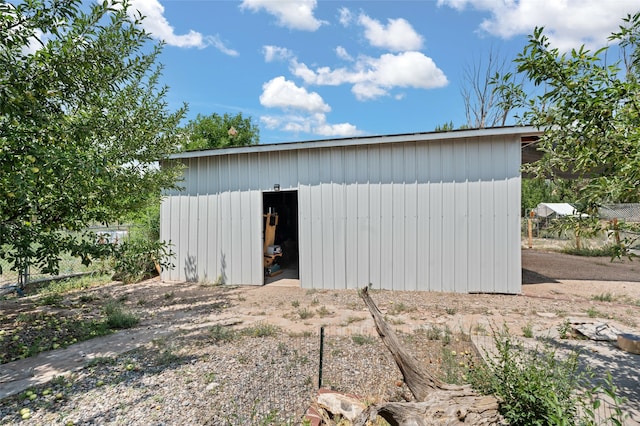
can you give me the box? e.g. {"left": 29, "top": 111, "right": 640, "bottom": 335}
{"left": 246, "top": 325, "right": 636, "bottom": 424}
{"left": 0, "top": 225, "right": 132, "bottom": 293}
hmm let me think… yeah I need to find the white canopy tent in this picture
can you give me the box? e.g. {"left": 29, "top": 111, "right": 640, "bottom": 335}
{"left": 533, "top": 203, "right": 579, "bottom": 218}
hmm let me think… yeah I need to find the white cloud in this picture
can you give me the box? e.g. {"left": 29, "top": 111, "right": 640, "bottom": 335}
{"left": 263, "top": 45, "right": 294, "bottom": 62}
{"left": 314, "top": 121, "right": 362, "bottom": 137}
{"left": 3, "top": 3, "right": 47, "bottom": 55}
{"left": 259, "top": 77, "right": 363, "bottom": 137}
{"left": 260, "top": 113, "right": 363, "bottom": 137}
{"left": 291, "top": 51, "right": 448, "bottom": 100}
{"left": 437, "top": 0, "right": 639, "bottom": 51}
{"left": 338, "top": 7, "right": 353, "bottom": 27}
{"left": 207, "top": 35, "right": 239, "bottom": 56}
{"left": 21, "top": 28, "right": 45, "bottom": 55}
{"left": 357, "top": 14, "right": 424, "bottom": 52}
{"left": 259, "top": 76, "right": 330, "bottom": 113}
{"left": 240, "top": 0, "right": 326, "bottom": 31}
{"left": 129, "top": 0, "right": 238, "bottom": 54}
{"left": 335, "top": 46, "right": 353, "bottom": 61}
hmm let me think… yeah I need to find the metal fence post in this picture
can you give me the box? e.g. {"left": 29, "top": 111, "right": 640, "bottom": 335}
{"left": 318, "top": 326, "right": 324, "bottom": 389}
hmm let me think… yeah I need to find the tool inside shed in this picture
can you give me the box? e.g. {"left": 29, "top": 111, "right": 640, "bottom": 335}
{"left": 263, "top": 208, "right": 283, "bottom": 277}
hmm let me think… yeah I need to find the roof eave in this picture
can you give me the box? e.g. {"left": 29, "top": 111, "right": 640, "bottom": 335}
{"left": 168, "top": 125, "right": 542, "bottom": 160}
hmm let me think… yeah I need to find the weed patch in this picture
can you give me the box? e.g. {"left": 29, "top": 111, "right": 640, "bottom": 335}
{"left": 592, "top": 292, "right": 615, "bottom": 302}
{"left": 351, "top": 334, "right": 376, "bottom": 345}
{"left": 210, "top": 325, "right": 236, "bottom": 343}
{"left": 241, "top": 322, "right": 281, "bottom": 338}
{"left": 467, "top": 325, "right": 628, "bottom": 425}
{"left": 103, "top": 301, "right": 139, "bottom": 329}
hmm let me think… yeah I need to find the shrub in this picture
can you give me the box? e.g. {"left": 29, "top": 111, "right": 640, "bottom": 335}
{"left": 297, "top": 308, "right": 314, "bottom": 320}
{"left": 468, "top": 325, "right": 583, "bottom": 425}
{"left": 111, "top": 239, "right": 175, "bottom": 284}
{"left": 468, "top": 325, "right": 627, "bottom": 425}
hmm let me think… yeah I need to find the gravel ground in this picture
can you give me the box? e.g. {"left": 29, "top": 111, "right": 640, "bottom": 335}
{"left": 0, "top": 317, "right": 470, "bottom": 425}
{"left": 1, "top": 249, "right": 639, "bottom": 425}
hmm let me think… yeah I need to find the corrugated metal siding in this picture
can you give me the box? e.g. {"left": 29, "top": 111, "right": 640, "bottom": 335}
{"left": 160, "top": 134, "right": 522, "bottom": 293}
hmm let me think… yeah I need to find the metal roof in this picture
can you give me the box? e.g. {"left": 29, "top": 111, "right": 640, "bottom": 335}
{"left": 169, "top": 125, "right": 542, "bottom": 160}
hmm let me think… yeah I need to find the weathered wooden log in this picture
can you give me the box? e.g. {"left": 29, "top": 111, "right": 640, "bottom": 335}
{"left": 359, "top": 286, "right": 460, "bottom": 400}
{"left": 353, "top": 392, "right": 502, "bottom": 426}
{"left": 355, "top": 286, "right": 505, "bottom": 425}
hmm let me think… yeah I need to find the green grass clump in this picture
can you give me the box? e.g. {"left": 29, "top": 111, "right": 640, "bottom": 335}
{"left": 241, "top": 322, "right": 281, "bottom": 338}
{"left": 297, "top": 308, "right": 314, "bottom": 320}
{"left": 38, "top": 274, "right": 112, "bottom": 295}
{"left": 103, "top": 301, "right": 139, "bottom": 329}
{"left": 591, "top": 292, "right": 615, "bottom": 302}
{"left": 210, "top": 325, "right": 237, "bottom": 343}
{"left": 351, "top": 334, "right": 376, "bottom": 345}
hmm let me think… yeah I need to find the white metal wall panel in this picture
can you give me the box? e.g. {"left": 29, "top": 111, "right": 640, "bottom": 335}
{"left": 391, "top": 145, "right": 405, "bottom": 290}
{"left": 161, "top": 133, "right": 524, "bottom": 293}
{"left": 416, "top": 146, "right": 431, "bottom": 292}
{"left": 428, "top": 143, "right": 443, "bottom": 292}
{"left": 466, "top": 141, "right": 482, "bottom": 293}
{"left": 356, "top": 149, "right": 370, "bottom": 289}
{"left": 404, "top": 144, "right": 418, "bottom": 292}
{"left": 453, "top": 142, "right": 468, "bottom": 293}
{"left": 441, "top": 143, "right": 455, "bottom": 292}
{"left": 478, "top": 142, "right": 496, "bottom": 292}
{"left": 368, "top": 147, "right": 381, "bottom": 290}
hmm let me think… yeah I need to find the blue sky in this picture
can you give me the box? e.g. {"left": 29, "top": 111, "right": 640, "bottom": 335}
{"left": 128, "top": 0, "right": 639, "bottom": 144}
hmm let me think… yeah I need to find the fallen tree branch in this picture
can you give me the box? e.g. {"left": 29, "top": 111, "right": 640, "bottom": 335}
{"left": 356, "top": 286, "right": 504, "bottom": 425}
{"left": 359, "top": 286, "right": 459, "bottom": 400}
{"left": 354, "top": 393, "right": 502, "bottom": 426}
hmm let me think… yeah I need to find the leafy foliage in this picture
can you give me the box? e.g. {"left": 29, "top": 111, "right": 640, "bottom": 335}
{"left": 0, "top": 0, "right": 186, "bottom": 279}
{"left": 182, "top": 112, "right": 259, "bottom": 151}
{"left": 433, "top": 121, "right": 454, "bottom": 132}
{"left": 111, "top": 238, "right": 175, "bottom": 284}
{"left": 468, "top": 326, "right": 628, "bottom": 425}
{"left": 514, "top": 14, "right": 640, "bottom": 208}
{"left": 521, "top": 178, "right": 575, "bottom": 214}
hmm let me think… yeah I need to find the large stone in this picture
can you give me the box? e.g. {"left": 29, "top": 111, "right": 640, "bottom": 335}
{"left": 618, "top": 333, "right": 640, "bottom": 354}
{"left": 317, "top": 390, "right": 366, "bottom": 421}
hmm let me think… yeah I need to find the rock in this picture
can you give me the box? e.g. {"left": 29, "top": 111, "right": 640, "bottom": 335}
{"left": 205, "top": 382, "right": 219, "bottom": 391}
{"left": 618, "top": 333, "right": 640, "bottom": 354}
{"left": 317, "top": 390, "right": 365, "bottom": 421}
{"left": 574, "top": 322, "right": 621, "bottom": 341}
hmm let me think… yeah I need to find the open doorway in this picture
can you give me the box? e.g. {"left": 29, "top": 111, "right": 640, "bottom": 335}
{"left": 262, "top": 190, "right": 299, "bottom": 284}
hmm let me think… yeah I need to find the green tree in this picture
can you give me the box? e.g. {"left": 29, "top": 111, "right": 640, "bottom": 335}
{"left": 521, "top": 178, "right": 576, "bottom": 215}
{"left": 514, "top": 13, "right": 640, "bottom": 208}
{"left": 434, "top": 121, "right": 454, "bottom": 132}
{"left": 0, "top": 0, "right": 186, "bottom": 280}
{"left": 182, "top": 112, "right": 259, "bottom": 151}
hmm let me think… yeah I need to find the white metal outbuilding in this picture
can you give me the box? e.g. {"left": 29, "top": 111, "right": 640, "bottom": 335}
{"left": 160, "top": 126, "right": 540, "bottom": 293}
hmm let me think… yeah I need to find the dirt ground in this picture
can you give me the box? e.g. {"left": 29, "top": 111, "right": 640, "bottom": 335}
{"left": 2, "top": 248, "right": 639, "bottom": 353}
{"left": 1, "top": 248, "right": 640, "bottom": 423}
